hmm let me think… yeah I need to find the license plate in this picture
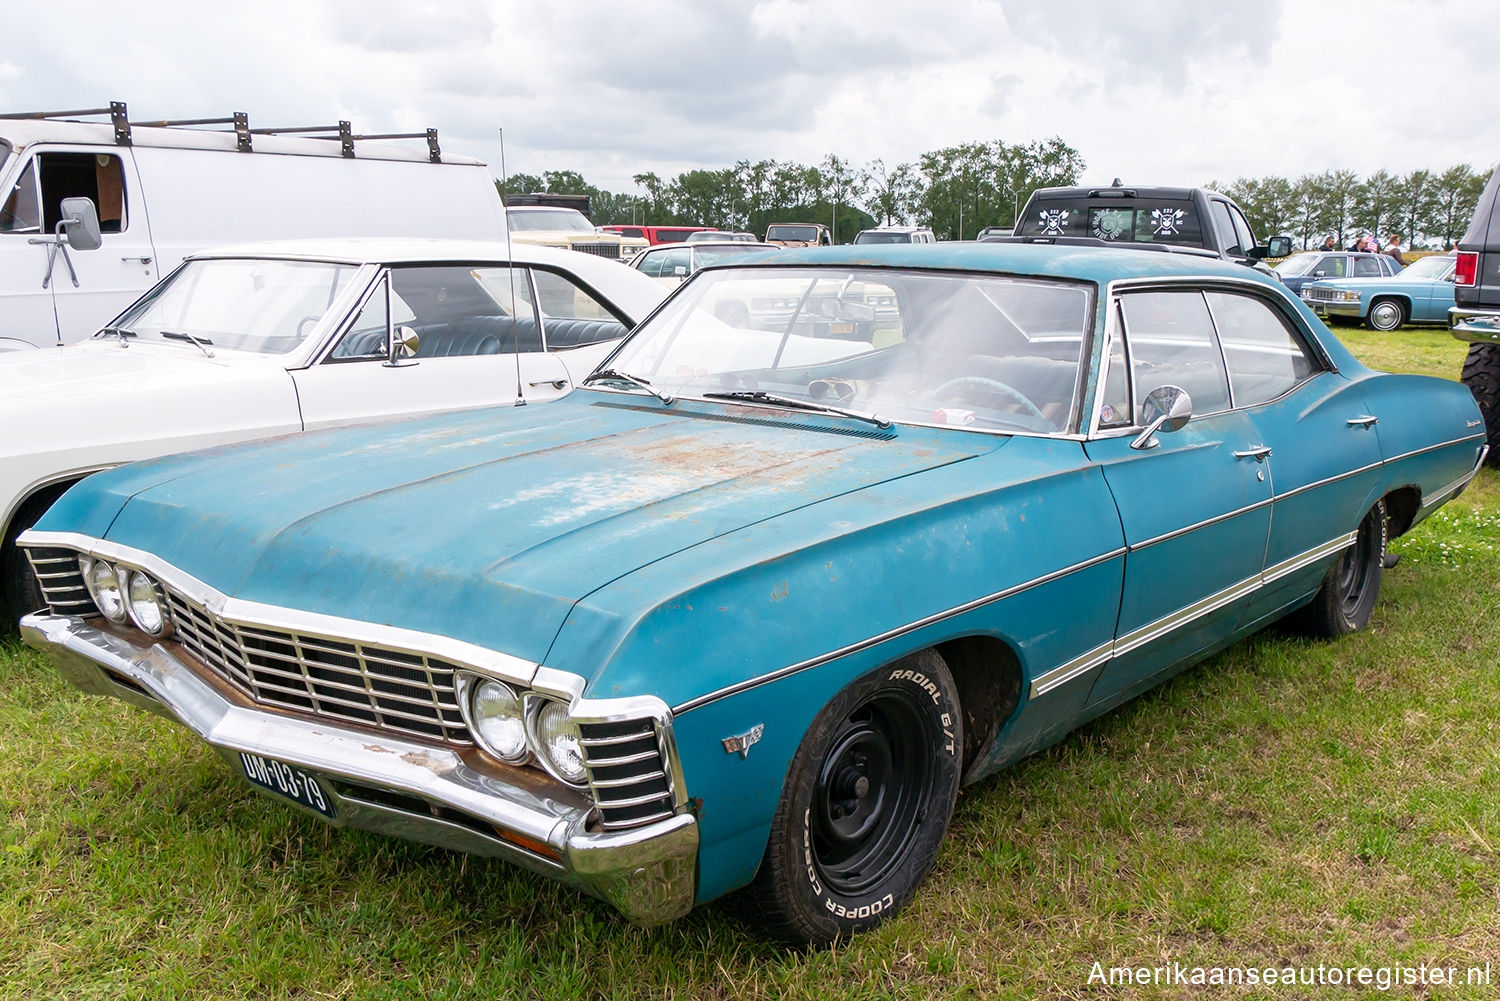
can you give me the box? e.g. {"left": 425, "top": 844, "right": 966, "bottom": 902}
{"left": 239, "top": 752, "right": 337, "bottom": 819}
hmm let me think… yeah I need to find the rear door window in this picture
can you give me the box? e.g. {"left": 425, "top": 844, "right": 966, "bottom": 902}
{"left": 1119, "top": 290, "right": 1231, "bottom": 418}
{"left": 1353, "top": 257, "right": 1384, "bottom": 277}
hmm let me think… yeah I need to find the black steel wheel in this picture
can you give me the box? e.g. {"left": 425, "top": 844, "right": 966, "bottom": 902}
{"left": 1293, "top": 500, "right": 1387, "bottom": 638}
{"left": 740, "top": 649, "right": 962, "bottom": 945}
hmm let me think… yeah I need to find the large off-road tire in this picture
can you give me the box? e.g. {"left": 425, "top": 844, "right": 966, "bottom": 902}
{"left": 741, "top": 649, "right": 962, "bottom": 945}
{"left": 1461, "top": 342, "right": 1500, "bottom": 467}
{"left": 1366, "top": 297, "right": 1407, "bottom": 331}
{"left": 1292, "top": 500, "right": 1387, "bottom": 638}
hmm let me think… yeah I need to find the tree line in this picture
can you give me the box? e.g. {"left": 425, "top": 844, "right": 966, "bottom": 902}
{"left": 500, "top": 144, "right": 1489, "bottom": 249}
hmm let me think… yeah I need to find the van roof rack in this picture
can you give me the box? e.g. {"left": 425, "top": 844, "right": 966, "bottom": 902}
{"left": 0, "top": 101, "right": 444, "bottom": 162}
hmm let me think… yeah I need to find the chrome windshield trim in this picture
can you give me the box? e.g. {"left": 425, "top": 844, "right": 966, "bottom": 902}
{"left": 17, "top": 530, "right": 541, "bottom": 687}
{"left": 671, "top": 545, "right": 1128, "bottom": 715}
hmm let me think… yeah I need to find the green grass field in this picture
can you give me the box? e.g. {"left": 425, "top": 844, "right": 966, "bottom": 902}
{"left": 2, "top": 326, "right": 1496, "bottom": 999}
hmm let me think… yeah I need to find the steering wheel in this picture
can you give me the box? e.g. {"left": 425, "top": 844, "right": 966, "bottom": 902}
{"left": 932, "top": 376, "right": 1046, "bottom": 421}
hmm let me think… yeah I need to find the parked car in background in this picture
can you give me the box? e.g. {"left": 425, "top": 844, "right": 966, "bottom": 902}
{"left": 853, "top": 226, "right": 936, "bottom": 245}
{"left": 1010, "top": 182, "right": 1292, "bottom": 273}
{"left": 19, "top": 242, "right": 1483, "bottom": 945}
{"left": 0, "top": 101, "right": 508, "bottom": 350}
{"left": 631, "top": 240, "right": 777, "bottom": 286}
{"left": 0, "top": 238, "right": 667, "bottom": 622}
{"left": 505, "top": 206, "right": 648, "bottom": 262}
{"left": 764, "top": 222, "right": 832, "bottom": 247}
{"left": 1449, "top": 161, "right": 1500, "bottom": 464}
{"left": 1302, "top": 253, "right": 1457, "bottom": 330}
{"left": 600, "top": 225, "right": 710, "bottom": 245}
{"left": 1273, "top": 250, "right": 1401, "bottom": 295}
{"left": 684, "top": 230, "right": 759, "bottom": 243}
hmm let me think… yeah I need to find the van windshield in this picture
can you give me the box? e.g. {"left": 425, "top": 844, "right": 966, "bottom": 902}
{"left": 103, "top": 258, "right": 359, "bottom": 354}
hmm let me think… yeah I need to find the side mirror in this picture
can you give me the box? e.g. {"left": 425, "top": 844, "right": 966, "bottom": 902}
{"left": 384, "top": 324, "right": 419, "bottom": 367}
{"left": 673, "top": 266, "right": 688, "bottom": 277}
{"left": 59, "top": 197, "right": 102, "bottom": 251}
{"left": 1130, "top": 385, "right": 1192, "bottom": 450}
{"left": 1312, "top": 270, "right": 1325, "bottom": 277}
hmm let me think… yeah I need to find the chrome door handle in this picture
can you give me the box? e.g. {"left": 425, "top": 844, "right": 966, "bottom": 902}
{"left": 1233, "top": 446, "right": 1272, "bottom": 462}
{"left": 1346, "top": 415, "right": 1378, "bottom": 427}
{"left": 528, "top": 378, "right": 569, "bottom": 389}
{"left": 120, "top": 256, "right": 153, "bottom": 264}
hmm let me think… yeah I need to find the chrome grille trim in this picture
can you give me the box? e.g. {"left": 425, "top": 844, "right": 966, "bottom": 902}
{"left": 162, "top": 586, "right": 472, "bottom": 746}
{"left": 24, "top": 549, "right": 96, "bottom": 616}
{"left": 578, "top": 718, "right": 676, "bottom": 830}
{"left": 571, "top": 242, "right": 621, "bottom": 259}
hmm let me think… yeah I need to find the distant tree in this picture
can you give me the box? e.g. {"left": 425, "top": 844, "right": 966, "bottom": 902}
{"left": 1391, "top": 168, "right": 1437, "bottom": 246}
{"left": 495, "top": 172, "right": 545, "bottom": 200}
{"left": 1319, "top": 169, "right": 1362, "bottom": 247}
{"left": 632, "top": 171, "right": 670, "bottom": 221}
{"left": 1433, "top": 164, "right": 1483, "bottom": 249}
{"left": 1354, "top": 169, "right": 1399, "bottom": 240}
{"left": 1289, "top": 173, "right": 1325, "bottom": 249}
{"left": 821, "top": 154, "right": 866, "bottom": 242}
{"left": 863, "top": 158, "right": 923, "bottom": 225}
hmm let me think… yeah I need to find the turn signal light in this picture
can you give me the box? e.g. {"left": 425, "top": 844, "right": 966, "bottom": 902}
{"left": 1455, "top": 251, "right": 1479, "bottom": 287}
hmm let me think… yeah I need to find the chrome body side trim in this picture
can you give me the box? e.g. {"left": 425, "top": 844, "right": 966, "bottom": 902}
{"left": 19, "top": 611, "right": 698, "bottom": 926}
{"left": 1419, "top": 444, "right": 1488, "bottom": 515}
{"left": 670, "top": 545, "right": 1128, "bottom": 715}
{"left": 1031, "top": 530, "right": 1357, "bottom": 700}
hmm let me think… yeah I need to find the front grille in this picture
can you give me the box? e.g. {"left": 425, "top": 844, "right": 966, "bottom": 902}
{"left": 579, "top": 718, "right": 674, "bottom": 830}
{"left": 571, "top": 241, "right": 621, "bottom": 260}
{"left": 25, "top": 548, "right": 95, "bottom": 617}
{"left": 162, "top": 587, "right": 471, "bottom": 745}
{"left": 1304, "top": 287, "right": 1339, "bottom": 302}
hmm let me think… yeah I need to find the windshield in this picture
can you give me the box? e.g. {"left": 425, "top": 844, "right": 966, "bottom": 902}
{"left": 104, "top": 258, "right": 359, "bottom": 353}
{"left": 507, "top": 208, "right": 595, "bottom": 233}
{"left": 767, "top": 225, "right": 820, "bottom": 242}
{"left": 601, "top": 266, "right": 1091, "bottom": 435}
{"left": 1400, "top": 254, "right": 1455, "bottom": 280}
{"left": 1274, "top": 253, "right": 1319, "bottom": 276}
{"left": 694, "top": 245, "right": 773, "bottom": 267}
{"left": 854, "top": 232, "right": 913, "bottom": 245}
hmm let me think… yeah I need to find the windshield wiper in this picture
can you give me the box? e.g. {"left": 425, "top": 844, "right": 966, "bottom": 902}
{"left": 582, "top": 368, "right": 674, "bottom": 406}
{"left": 95, "top": 326, "right": 136, "bottom": 343}
{"left": 161, "top": 330, "right": 216, "bottom": 358}
{"left": 702, "top": 390, "right": 892, "bottom": 430}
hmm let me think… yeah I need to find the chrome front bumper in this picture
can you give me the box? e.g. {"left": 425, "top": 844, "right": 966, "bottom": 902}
{"left": 20, "top": 612, "right": 699, "bottom": 925}
{"left": 1302, "top": 295, "right": 1361, "bottom": 318}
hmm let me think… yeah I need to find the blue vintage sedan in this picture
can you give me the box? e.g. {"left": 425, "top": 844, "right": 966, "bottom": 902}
{"left": 18, "top": 243, "right": 1486, "bottom": 944}
{"left": 1302, "top": 252, "right": 1457, "bottom": 330}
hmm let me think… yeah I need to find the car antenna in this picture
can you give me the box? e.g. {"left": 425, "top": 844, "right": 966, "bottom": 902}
{"left": 499, "top": 128, "right": 526, "bottom": 407}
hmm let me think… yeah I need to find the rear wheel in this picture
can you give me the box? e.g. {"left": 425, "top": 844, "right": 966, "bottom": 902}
{"left": 1293, "top": 500, "right": 1387, "bottom": 638}
{"left": 1461, "top": 342, "right": 1500, "bottom": 467}
{"left": 741, "top": 649, "right": 962, "bottom": 945}
{"left": 1366, "top": 298, "right": 1407, "bottom": 331}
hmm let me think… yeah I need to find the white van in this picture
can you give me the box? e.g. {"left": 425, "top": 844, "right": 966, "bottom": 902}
{"left": 0, "top": 102, "right": 508, "bottom": 349}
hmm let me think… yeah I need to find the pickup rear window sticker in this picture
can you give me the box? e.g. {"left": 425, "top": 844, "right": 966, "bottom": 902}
{"left": 1037, "top": 208, "right": 1070, "bottom": 235}
{"left": 1151, "top": 207, "right": 1186, "bottom": 236}
{"left": 1091, "top": 208, "right": 1131, "bottom": 241}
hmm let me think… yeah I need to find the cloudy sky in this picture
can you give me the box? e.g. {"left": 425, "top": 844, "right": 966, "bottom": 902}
{"left": 2, "top": 0, "right": 1488, "bottom": 194}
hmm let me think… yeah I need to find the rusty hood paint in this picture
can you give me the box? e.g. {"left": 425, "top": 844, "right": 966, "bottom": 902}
{"left": 40, "top": 392, "right": 1000, "bottom": 663}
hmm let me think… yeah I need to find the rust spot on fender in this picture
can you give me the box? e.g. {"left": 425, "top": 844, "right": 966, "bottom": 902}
{"left": 770, "top": 581, "right": 789, "bottom": 601}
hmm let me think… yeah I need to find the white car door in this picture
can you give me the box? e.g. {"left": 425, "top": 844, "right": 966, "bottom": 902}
{"left": 291, "top": 263, "right": 628, "bottom": 429}
{"left": 0, "top": 146, "right": 157, "bottom": 347}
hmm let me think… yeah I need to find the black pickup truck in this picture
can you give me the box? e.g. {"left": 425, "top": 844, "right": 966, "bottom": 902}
{"left": 997, "top": 182, "right": 1292, "bottom": 271}
{"left": 1450, "top": 163, "right": 1500, "bottom": 464}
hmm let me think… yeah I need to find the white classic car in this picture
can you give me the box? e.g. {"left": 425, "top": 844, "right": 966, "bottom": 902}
{"left": 0, "top": 237, "right": 668, "bottom": 620}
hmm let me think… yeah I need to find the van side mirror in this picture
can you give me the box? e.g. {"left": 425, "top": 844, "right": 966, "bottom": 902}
{"left": 59, "top": 197, "right": 102, "bottom": 251}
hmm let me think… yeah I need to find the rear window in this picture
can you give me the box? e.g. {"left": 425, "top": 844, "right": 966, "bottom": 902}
{"left": 1017, "top": 198, "right": 1204, "bottom": 248}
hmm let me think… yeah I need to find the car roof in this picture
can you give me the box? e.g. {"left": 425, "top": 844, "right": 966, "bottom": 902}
{"left": 182, "top": 237, "right": 668, "bottom": 317}
{"left": 752, "top": 241, "right": 1283, "bottom": 287}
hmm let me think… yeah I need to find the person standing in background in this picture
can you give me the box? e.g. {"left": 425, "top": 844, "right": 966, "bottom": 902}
{"left": 1383, "top": 233, "right": 1409, "bottom": 267}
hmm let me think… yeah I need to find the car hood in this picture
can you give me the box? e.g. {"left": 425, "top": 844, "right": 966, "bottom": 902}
{"left": 0, "top": 338, "right": 288, "bottom": 404}
{"left": 46, "top": 393, "right": 1000, "bottom": 665}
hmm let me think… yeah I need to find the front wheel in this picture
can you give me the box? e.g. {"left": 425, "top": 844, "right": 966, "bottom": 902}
{"left": 1292, "top": 500, "right": 1387, "bottom": 638}
{"left": 741, "top": 649, "right": 963, "bottom": 945}
{"left": 1366, "top": 298, "right": 1407, "bottom": 331}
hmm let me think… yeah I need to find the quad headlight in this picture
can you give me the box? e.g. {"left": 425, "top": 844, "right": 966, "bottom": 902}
{"left": 80, "top": 557, "right": 127, "bottom": 623}
{"left": 532, "top": 699, "right": 587, "bottom": 786}
{"left": 469, "top": 679, "right": 528, "bottom": 762}
{"left": 125, "top": 569, "right": 169, "bottom": 637}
